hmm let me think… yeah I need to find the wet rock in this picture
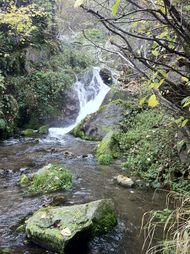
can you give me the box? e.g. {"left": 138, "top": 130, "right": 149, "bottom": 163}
{"left": 114, "top": 175, "right": 134, "bottom": 188}
{"left": 50, "top": 195, "right": 65, "bottom": 206}
{"left": 0, "top": 169, "right": 13, "bottom": 177}
{"left": 99, "top": 68, "right": 113, "bottom": 85}
{"left": 38, "top": 125, "right": 49, "bottom": 135}
{"left": 72, "top": 102, "right": 126, "bottom": 140}
{"left": 82, "top": 154, "right": 88, "bottom": 158}
{"left": 22, "top": 129, "right": 35, "bottom": 137}
{"left": 64, "top": 151, "right": 73, "bottom": 157}
{"left": 19, "top": 167, "right": 28, "bottom": 174}
{"left": 25, "top": 199, "right": 117, "bottom": 253}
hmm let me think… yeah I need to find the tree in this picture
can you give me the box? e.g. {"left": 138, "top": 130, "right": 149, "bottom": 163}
{"left": 75, "top": 0, "right": 190, "bottom": 131}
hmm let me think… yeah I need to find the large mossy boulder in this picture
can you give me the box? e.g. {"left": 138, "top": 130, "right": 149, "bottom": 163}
{"left": 25, "top": 199, "right": 117, "bottom": 253}
{"left": 19, "top": 164, "right": 72, "bottom": 195}
{"left": 72, "top": 100, "right": 126, "bottom": 141}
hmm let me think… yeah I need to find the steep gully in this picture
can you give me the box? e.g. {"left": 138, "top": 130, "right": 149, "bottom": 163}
{"left": 0, "top": 67, "right": 165, "bottom": 254}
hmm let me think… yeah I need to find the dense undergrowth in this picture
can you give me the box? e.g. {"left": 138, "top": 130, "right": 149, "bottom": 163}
{"left": 108, "top": 106, "right": 189, "bottom": 193}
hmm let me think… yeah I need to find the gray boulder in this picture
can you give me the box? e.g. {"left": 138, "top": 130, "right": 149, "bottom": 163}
{"left": 25, "top": 199, "right": 117, "bottom": 253}
{"left": 72, "top": 101, "right": 126, "bottom": 140}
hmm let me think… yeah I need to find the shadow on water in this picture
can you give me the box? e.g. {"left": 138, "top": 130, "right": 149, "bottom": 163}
{"left": 0, "top": 135, "right": 167, "bottom": 254}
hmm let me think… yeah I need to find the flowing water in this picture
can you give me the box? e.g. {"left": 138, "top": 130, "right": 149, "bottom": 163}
{"left": 0, "top": 68, "right": 166, "bottom": 254}
{"left": 47, "top": 67, "right": 110, "bottom": 141}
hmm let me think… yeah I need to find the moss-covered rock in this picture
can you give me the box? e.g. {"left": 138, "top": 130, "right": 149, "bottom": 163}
{"left": 96, "top": 132, "right": 114, "bottom": 165}
{"left": 25, "top": 199, "right": 117, "bottom": 253}
{"left": 22, "top": 129, "right": 35, "bottom": 137}
{"left": 20, "top": 164, "right": 72, "bottom": 196}
{"left": 38, "top": 125, "right": 49, "bottom": 135}
{"left": 72, "top": 101, "right": 126, "bottom": 141}
{"left": 20, "top": 174, "right": 30, "bottom": 187}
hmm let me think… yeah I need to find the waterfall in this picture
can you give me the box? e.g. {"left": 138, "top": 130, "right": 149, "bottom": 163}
{"left": 45, "top": 67, "right": 110, "bottom": 142}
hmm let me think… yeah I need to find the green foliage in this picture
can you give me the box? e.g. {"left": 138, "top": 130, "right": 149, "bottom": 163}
{"left": 21, "top": 164, "right": 72, "bottom": 196}
{"left": 0, "top": 0, "right": 57, "bottom": 137}
{"left": 96, "top": 132, "right": 113, "bottom": 165}
{"left": 46, "top": 46, "right": 95, "bottom": 73}
{"left": 111, "top": 108, "right": 187, "bottom": 191}
{"left": 0, "top": 0, "right": 96, "bottom": 138}
{"left": 78, "top": 28, "right": 107, "bottom": 44}
{"left": 12, "top": 70, "right": 73, "bottom": 118}
{"left": 0, "top": 119, "right": 6, "bottom": 130}
{"left": 97, "top": 154, "right": 113, "bottom": 165}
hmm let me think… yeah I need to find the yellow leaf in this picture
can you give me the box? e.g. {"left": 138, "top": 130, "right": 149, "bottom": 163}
{"left": 74, "top": 0, "right": 85, "bottom": 8}
{"left": 181, "top": 76, "right": 189, "bottom": 82}
{"left": 181, "top": 119, "right": 189, "bottom": 127}
{"left": 148, "top": 94, "right": 159, "bottom": 108}
{"left": 112, "top": 0, "right": 121, "bottom": 16}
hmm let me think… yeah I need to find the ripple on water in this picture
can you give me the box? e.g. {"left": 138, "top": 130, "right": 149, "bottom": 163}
{"left": 0, "top": 135, "right": 167, "bottom": 254}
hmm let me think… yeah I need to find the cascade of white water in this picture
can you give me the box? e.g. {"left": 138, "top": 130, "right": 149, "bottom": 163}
{"left": 45, "top": 67, "right": 110, "bottom": 141}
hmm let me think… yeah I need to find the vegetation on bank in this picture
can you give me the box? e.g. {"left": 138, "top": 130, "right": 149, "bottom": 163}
{"left": 109, "top": 105, "right": 189, "bottom": 192}
{"left": 0, "top": 0, "right": 95, "bottom": 139}
{"left": 142, "top": 193, "right": 190, "bottom": 254}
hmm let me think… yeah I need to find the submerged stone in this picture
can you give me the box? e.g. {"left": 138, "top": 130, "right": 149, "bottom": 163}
{"left": 115, "top": 175, "right": 134, "bottom": 188}
{"left": 25, "top": 199, "right": 117, "bottom": 253}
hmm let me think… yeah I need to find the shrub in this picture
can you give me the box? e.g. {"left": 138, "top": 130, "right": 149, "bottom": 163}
{"left": 97, "top": 154, "right": 113, "bottom": 165}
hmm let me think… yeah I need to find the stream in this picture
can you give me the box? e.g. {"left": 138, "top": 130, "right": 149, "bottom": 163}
{"left": 0, "top": 68, "right": 166, "bottom": 254}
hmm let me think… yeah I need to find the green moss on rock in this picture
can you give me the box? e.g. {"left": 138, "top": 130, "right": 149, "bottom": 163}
{"left": 38, "top": 125, "right": 49, "bottom": 135}
{"left": 96, "top": 132, "right": 114, "bottom": 165}
{"left": 23, "top": 129, "right": 35, "bottom": 137}
{"left": 20, "top": 164, "right": 72, "bottom": 196}
{"left": 25, "top": 199, "right": 117, "bottom": 253}
{"left": 20, "top": 174, "right": 30, "bottom": 187}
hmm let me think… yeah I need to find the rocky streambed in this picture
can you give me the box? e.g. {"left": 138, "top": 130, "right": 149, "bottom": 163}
{"left": 0, "top": 134, "right": 166, "bottom": 254}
